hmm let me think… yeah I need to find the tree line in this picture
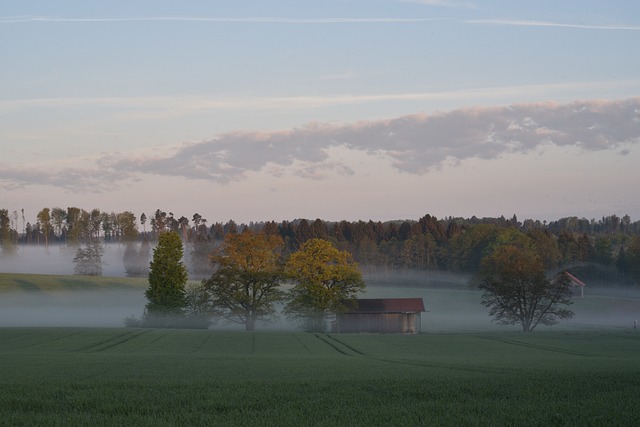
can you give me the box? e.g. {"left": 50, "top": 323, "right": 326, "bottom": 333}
{"left": 1, "top": 207, "right": 640, "bottom": 285}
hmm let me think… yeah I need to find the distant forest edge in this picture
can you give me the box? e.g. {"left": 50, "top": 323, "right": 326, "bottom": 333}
{"left": 1, "top": 208, "right": 640, "bottom": 287}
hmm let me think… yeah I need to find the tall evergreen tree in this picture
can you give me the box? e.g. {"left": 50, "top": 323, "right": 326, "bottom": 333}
{"left": 144, "top": 231, "right": 188, "bottom": 326}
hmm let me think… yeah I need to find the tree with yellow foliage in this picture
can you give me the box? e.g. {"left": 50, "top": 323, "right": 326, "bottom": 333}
{"left": 204, "top": 230, "right": 286, "bottom": 331}
{"left": 285, "top": 238, "right": 365, "bottom": 331}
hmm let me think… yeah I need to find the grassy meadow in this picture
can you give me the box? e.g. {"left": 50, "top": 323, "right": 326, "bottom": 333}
{"left": 2, "top": 328, "right": 640, "bottom": 425}
{"left": 1, "top": 273, "right": 640, "bottom": 425}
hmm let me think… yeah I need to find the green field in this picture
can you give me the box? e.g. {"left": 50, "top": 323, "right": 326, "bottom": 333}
{"left": 2, "top": 328, "right": 640, "bottom": 426}
{"left": 2, "top": 273, "right": 640, "bottom": 425}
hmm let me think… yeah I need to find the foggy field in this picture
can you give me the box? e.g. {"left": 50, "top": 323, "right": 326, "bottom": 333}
{"left": 2, "top": 272, "right": 640, "bottom": 424}
{"left": 1, "top": 328, "right": 640, "bottom": 425}
{"left": 0, "top": 273, "right": 148, "bottom": 327}
{"left": 2, "top": 272, "right": 640, "bottom": 331}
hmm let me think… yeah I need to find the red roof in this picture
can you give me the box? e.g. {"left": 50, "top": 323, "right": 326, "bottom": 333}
{"left": 348, "top": 298, "right": 425, "bottom": 313}
{"left": 565, "top": 272, "right": 586, "bottom": 287}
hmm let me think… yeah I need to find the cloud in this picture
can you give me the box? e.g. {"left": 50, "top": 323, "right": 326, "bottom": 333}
{"left": 466, "top": 19, "right": 640, "bottom": 31}
{"left": 3, "top": 80, "right": 638, "bottom": 117}
{"left": 318, "top": 70, "right": 359, "bottom": 81}
{"left": 0, "top": 163, "right": 138, "bottom": 193}
{"left": 0, "top": 15, "right": 443, "bottom": 25}
{"left": 1, "top": 98, "right": 639, "bottom": 192}
{"left": 5, "top": 15, "right": 639, "bottom": 31}
{"left": 400, "top": 0, "right": 476, "bottom": 9}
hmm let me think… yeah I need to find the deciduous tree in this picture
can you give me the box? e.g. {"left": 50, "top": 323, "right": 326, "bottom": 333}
{"left": 204, "top": 230, "right": 285, "bottom": 331}
{"left": 479, "top": 245, "right": 574, "bottom": 332}
{"left": 73, "top": 243, "right": 104, "bottom": 276}
{"left": 284, "top": 238, "right": 365, "bottom": 331}
{"left": 0, "top": 209, "right": 16, "bottom": 255}
{"left": 37, "top": 209, "right": 52, "bottom": 250}
{"left": 626, "top": 235, "right": 640, "bottom": 284}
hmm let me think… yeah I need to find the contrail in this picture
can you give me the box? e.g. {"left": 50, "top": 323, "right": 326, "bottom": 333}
{"left": 466, "top": 19, "right": 640, "bottom": 31}
{"left": 0, "top": 15, "right": 445, "bottom": 25}
{"left": 3, "top": 15, "right": 638, "bottom": 31}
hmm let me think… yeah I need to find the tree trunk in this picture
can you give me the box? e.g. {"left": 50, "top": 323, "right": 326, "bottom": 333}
{"left": 246, "top": 309, "right": 256, "bottom": 331}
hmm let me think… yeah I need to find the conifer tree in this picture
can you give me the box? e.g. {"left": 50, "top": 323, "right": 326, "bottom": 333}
{"left": 144, "top": 231, "right": 188, "bottom": 326}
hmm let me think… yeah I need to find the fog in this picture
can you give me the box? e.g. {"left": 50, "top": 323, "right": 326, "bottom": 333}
{"left": 1, "top": 249, "right": 639, "bottom": 331}
{"left": 362, "top": 269, "right": 640, "bottom": 333}
{"left": 0, "top": 289, "right": 146, "bottom": 327}
{"left": 0, "top": 244, "right": 131, "bottom": 277}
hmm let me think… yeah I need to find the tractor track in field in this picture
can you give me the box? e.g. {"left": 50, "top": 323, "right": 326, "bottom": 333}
{"left": 291, "top": 333, "right": 313, "bottom": 354}
{"left": 315, "top": 334, "right": 359, "bottom": 356}
{"left": 0, "top": 330, "right": 37, "bottom": 344}
{"left": 189, "top": 330, "right": 214, "bottom": 354}
{"left": 316, "top": 334, "right": 501, "bottom": 373}
{"left": 368, "top": 355, "right": 504, "bottom": 373}
{"left": 75, "top": 329, "right": 151, "bottom": 353}
{"left": 324, "top": 335, "right": 366, "bottom": 355}
{"left": 129, "top": 329, "right": 175, "bottom": 353}
{"left": 474, "top": 334, "right": 596, "bottom": 357}
{"left": 2, "top": 330, "right": 85, "bottom": 351}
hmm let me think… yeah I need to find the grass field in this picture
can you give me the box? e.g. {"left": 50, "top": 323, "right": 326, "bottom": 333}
{"left": 2, "top": 327, "right": 640, "bottom": 426}
{"left": 2, "top": 273, "right": 640, "bottom": 425}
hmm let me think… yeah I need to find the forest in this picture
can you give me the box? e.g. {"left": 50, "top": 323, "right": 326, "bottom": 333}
{"left": 1, "top": 207, "right": 640, "bottom": 287}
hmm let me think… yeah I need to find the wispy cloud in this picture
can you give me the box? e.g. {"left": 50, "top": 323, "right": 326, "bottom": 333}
{"left": 399, "top": 0, "right": 476, "bottom": 9}
{"left": 0, "top": 163, "right": 137, "bottom": 193}
{"left": 466, "top": 19, "right": 640, "bottom": 31}
{"left": 5, "top": 15, "right": 638, "bottom": 31}
{"left": 0, "top": 15, "right": 443, "bottom": 25}
{"left": 2, "top": 98, "right": 638, "bottom": 192}
{"left": 3, "top": 80, "right": 639, "bottom": 117}
{"left": 318, "top": 70, "right": 359, "bottom": 81}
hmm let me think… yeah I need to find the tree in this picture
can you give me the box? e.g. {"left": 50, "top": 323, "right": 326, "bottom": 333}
{"left": 479, "top": 245, "right": 574, "bottom": 332}
{"left": 627, "top": 235, "right": 640, "bottom": 284}
{"left": 117, "top": 211, "right": 139, "bottom": 243}
{"left": 37, "top": 208, "right": 52, "bottom": 252}
{"left": 50, "top": 207, "right": 66, "bottom": 242}
{"left": 144, "top": 231, "right": 188, "bottom": 325}
{"left": 284, "top": 238, "right": 365, "bottom": 331}
{"left": 0, "top": 208, "right": 16, "bottom": 255}
{"left": 123, "top": 240, "right": 151, "bottom": 278}
{"left": 65, "top": 207, "right": 83, "bottom": 245}
{"left": 204, "top": 230, "right": 286, "bottom": 331}
{"left": 73, "top": 243, "right": 104, "bottom": 276}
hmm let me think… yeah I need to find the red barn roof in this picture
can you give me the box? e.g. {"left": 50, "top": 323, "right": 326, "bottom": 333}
{"left": 348, "top": 298, "right": 425, "bottom": 314}
{"left": 565, "top": 272, "right": 586, "bottom": 287}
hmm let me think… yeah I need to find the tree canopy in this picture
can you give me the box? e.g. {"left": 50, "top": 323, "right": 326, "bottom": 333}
{"left": 479, "top": 244, "right": 574, "bottom": 332}
{"left": 285, "top": 238, "right": 365, "bottom": 331}
{"left": 204, "top": 230, "right": 286, "bottom": 331}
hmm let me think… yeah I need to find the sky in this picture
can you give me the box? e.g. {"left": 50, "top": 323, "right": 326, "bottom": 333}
{"left": 1, "top": 0, "right": 640, "bottom": 226}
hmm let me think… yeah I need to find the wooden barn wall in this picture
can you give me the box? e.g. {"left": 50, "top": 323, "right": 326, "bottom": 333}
{"left": 337, "top": 312, "right": 421, "bottom": 334}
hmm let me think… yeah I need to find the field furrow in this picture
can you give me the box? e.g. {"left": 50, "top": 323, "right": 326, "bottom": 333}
{"left": 325, "top": 334, "right": 366, "bottom": 355}
{"left": 314, "top": 333, "right": 359, "bottom": 356}
{"left": 73, "top": 329, "right": 151, "bottom": 352}
{"left": 474, "top": 334, "right": 596, "bottom": 357}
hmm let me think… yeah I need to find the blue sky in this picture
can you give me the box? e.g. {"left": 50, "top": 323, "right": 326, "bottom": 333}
{"left": 1, "top": 1, "right": 640, "bottom": 225}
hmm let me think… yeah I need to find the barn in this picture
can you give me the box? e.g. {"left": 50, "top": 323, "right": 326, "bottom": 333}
{"left": 333, "top": 298, "right": 425, "bottom": 334}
